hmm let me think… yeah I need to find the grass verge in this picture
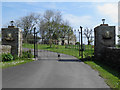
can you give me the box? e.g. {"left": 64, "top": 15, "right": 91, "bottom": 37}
{"left": 84, "top": 60, "right": 120, "bottom": 89}
{"left": 0, "top": 58, "right": 34, "bottom": 69}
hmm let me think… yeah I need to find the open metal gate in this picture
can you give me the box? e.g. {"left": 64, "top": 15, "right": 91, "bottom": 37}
{"left": 23, "top": 26, "right": 94, "bottom": 60}
{"left": 36, "top": 26, "right": 94, "bottom": 60}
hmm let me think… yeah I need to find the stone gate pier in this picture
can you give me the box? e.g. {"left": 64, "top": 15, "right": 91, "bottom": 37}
{"left": 94, "top": 23, "right": 115, "bottom": 59}
{"left": 2, "top": 25, "right": 22, "bottom": 57}
{"left": 94, "top": 22, "right": 120, "bottom": 71}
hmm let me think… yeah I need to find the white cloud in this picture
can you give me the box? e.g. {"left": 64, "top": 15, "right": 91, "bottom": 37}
{"left": 97, "top": 3, "right": 120, "bottom": 44}
{"left": 63, "top": 14, "right": 94, "bottom": 29}
{"left": 97, "top": 3, "right": 118, "bottom": 23}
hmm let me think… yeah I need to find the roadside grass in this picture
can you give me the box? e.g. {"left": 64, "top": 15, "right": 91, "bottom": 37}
{"left": 23, "top": 43, "right": 120, "bottom": 89}
{"left": 0, "top": 62, "right": 2, "bottom": 68}
{"left": 1, "top": 58, "right": 34, "bottom": 69}
{"left": 1, "top": 48, "right": 34, "bottom": 69}
{"left": 84, "top": 60, "right": 120, "bottom": 89}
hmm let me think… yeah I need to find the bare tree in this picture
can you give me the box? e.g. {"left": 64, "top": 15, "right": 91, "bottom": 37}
{"left": 4, "top": 10, "right": 75, "bottom": 45}
{"left": 39, "top": 10, "right": 63, "bottom": 46}
{"left": 84, "top": 28, "right": 92, "bottom": 45}
{"left": 38, "top": 19, "right": 48, "bottom": 44}
{"left": 14, "top": 13, "right": 41, "bottom": 42}
{"left": 43, "top": 10, "right": 54, "bottom": 46}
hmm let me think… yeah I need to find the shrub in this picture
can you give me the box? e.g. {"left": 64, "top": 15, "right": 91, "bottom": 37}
{"left": 27, "top": 50, "right": 33, "bottom": 58}
{"left": 22, "top": 50, "right": 33, "bottom": 58}
{"left": 22, "top": 51, "right": 28, "bottom": 58}
{"left": 84, "top": 52, "right": 89, "bottom": 58}
{"left": 2, "top": 53, "right": 13, "bottom": 62}
{"left": 75, "top": 42, "right": 80, "bottom": 45}
{"left": 13, "top": 54, "right": 19, "bottom": 60}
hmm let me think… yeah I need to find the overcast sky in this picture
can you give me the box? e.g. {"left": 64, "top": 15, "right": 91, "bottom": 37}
{"left": 0, "top": 0, "right": 119, "bottom": 43}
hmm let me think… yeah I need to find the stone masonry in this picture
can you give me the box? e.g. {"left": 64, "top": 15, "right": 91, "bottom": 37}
{"left": 2, "top": 26, "right": 22, "bottom": 57}
{"left": 94, "top": 24, "right": 115, "bottom": 59}
{"left": 0, "top": 45, "right": 11, "bottom": 54}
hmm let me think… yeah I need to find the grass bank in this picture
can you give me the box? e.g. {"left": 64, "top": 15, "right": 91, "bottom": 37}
{"left": 84, "top": 60, "right": 120, "bottom": 89}
{"left": 23, "top": 43, "right": 120, "bottom": 89}
{"left": 0, "top": 58, "right": 34, "bottom": 69}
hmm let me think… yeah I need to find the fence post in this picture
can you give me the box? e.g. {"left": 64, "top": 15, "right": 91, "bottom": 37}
{"left": 36, "top": 32, "right": 38, "bottom": 57}
{"left": 80, "top": 26, "right": 83, "bottom": 59}
{"left": 79, "top": 31, "right": 80, "bottom": 57}
{"left": 68, "top": 30, "right": 70, "bottom": 45}
{"left": 34, "top": 27, "right": 36, "bottom": 58}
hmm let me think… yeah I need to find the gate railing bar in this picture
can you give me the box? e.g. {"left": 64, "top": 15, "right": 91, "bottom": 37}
{"left": 34, "top": 27, "right": 36, "bottom": 58}
{"left": 80, "top": 26, "right": 83, "bottom": 59}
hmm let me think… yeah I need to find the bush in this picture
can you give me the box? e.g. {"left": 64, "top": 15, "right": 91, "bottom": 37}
{"left": 75, "top": 42, "right": 80, "bottom": 45}
{"left": 13, "top": 54, "right": 19, "bottom": 60}
{"left": 22, "top": 50, "right": 33, "bottom": 58}
{"left": 27, "top": 50, "right": 33, "bottom": 58}
{"left": 22, "top": 51, "right": 27, "bottom": 58}
{"left": 2, "top": 53, "right": 13, "bottom": 62}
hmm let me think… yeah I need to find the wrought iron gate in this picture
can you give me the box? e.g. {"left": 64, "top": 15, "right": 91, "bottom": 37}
{"left": 23, "top": 26, "right": 94, "bottom": 60}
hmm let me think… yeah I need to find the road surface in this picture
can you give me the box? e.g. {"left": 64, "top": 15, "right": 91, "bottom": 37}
{"left": 2, "top": 51, "right": 109, "bottom": 88}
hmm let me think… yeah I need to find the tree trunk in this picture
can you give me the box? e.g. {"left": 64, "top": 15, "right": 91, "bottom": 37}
{"left": 88, "top": 40, "right": 90, "bottom": 45}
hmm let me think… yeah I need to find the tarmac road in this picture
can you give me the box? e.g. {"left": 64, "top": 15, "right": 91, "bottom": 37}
{"left": 2, "top": 51, "right": 109, "bottom": 88}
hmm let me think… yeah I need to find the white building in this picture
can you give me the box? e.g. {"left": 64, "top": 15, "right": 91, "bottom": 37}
{"left": 58, "top": 34, "right": 76, "bottom": 45}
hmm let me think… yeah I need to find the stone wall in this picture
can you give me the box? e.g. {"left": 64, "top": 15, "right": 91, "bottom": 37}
{"left": 0, "top": 45, "right": 11, "bottom": 54}
{"left": 100, "top": 47, "right": 120, "bottom": 71}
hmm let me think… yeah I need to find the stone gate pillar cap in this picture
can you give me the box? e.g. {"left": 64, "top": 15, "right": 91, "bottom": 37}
{"left": 8, "top": 26, "right": 16, "bottom": 28}
{"left": 100, "top": 24, "right": 108, "bottom": 26}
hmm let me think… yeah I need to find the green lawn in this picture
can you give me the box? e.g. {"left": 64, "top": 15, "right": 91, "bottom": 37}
{"left": 23, "top": 43, "right": 94, "bottom": 58}
{"left": 0, "top": 58, "right": 34, "bottom": 69}
{"left": 23, "top": 43, "right": 120, "bottom": 89}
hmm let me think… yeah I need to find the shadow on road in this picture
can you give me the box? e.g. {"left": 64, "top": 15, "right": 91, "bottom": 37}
{"left": 58, "top": 59, "right": 82, "bottom": 62}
